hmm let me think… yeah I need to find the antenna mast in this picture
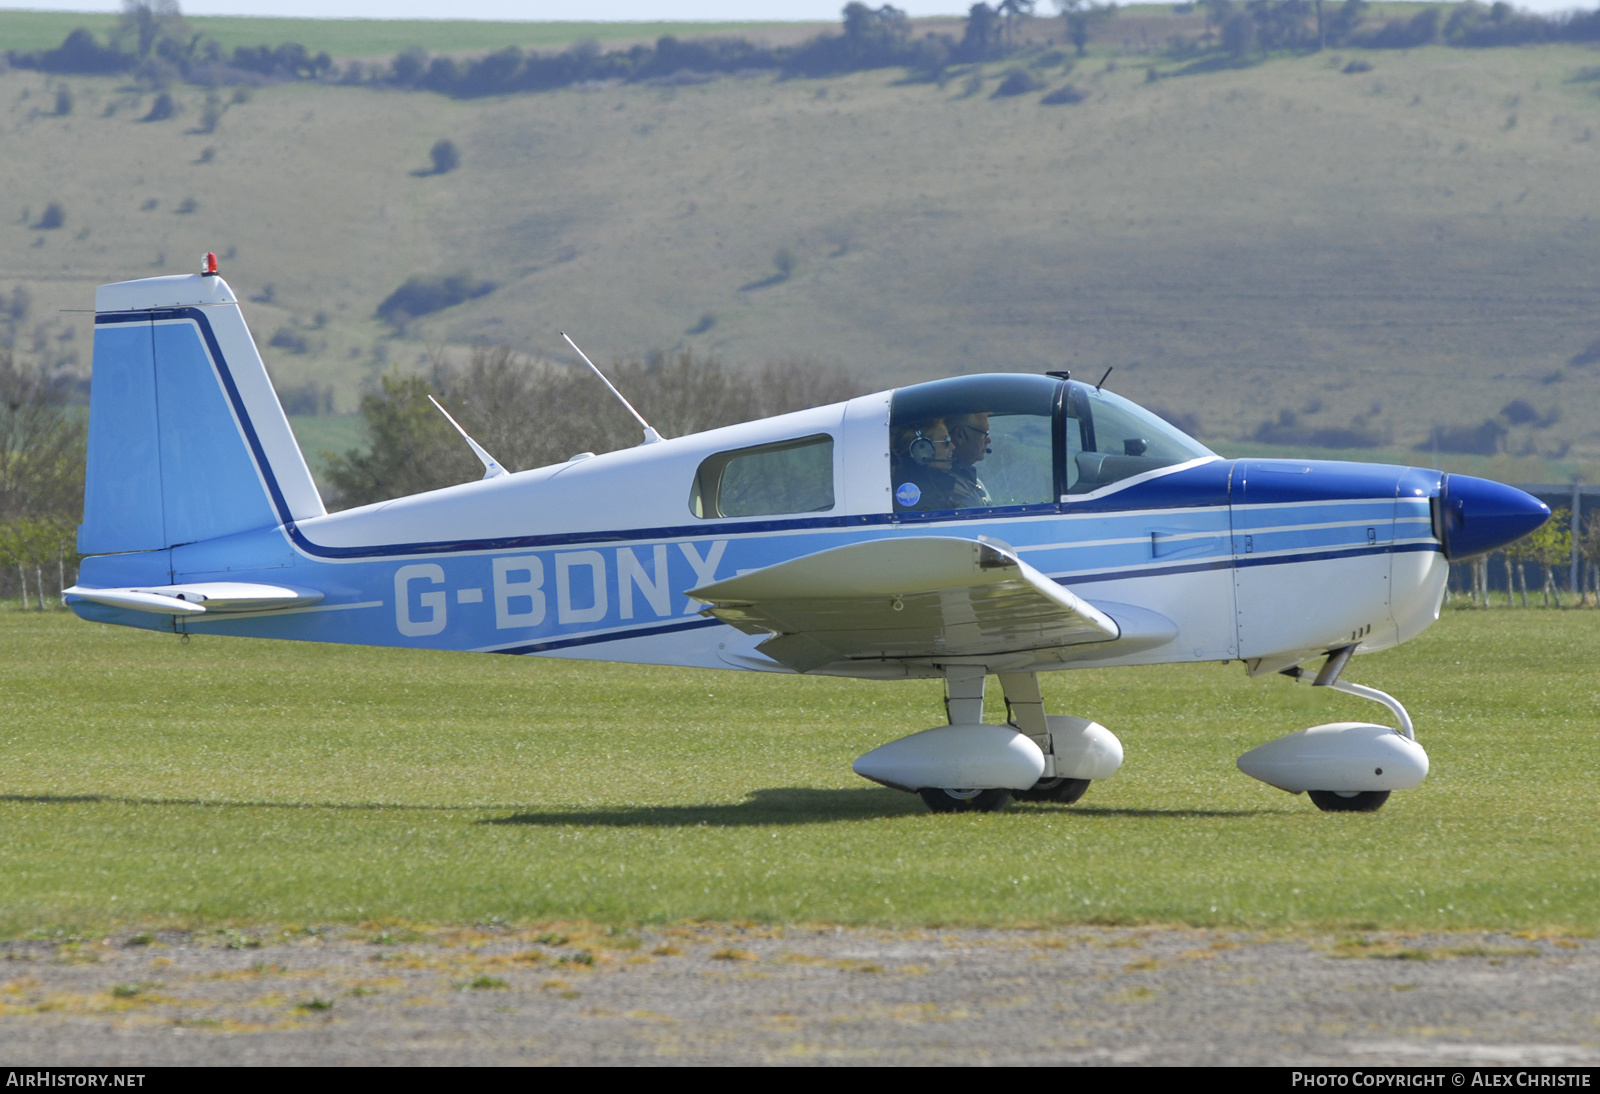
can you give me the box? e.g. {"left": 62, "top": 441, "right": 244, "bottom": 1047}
{"left": 560, "top": 332, "right": 661, "bottom": 445}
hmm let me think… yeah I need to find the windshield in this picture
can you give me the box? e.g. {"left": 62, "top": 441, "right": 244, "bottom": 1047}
{"left": 886, "top": 374, "right": 1215, "bottom": 511}
{"left": 1062, "top": 381, "right": 1215, "bottom": 496}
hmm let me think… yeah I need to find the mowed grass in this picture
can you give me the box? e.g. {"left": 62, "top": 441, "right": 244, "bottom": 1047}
{"left": 1, "top": 607, "right": 1596, "bottom": 935}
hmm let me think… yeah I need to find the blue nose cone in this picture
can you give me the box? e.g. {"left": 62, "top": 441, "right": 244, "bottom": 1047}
{"left": 1438, "top": 474, "right": 1550, "bottom": 561}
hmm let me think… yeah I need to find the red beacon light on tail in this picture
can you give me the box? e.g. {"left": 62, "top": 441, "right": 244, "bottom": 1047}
{"left": 200, "top": 252, "right": 218, "bottom": 277}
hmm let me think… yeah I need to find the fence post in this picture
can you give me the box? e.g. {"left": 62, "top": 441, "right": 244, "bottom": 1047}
{"left": 1571, "top": 477, "right": 1582, "bottom": 600}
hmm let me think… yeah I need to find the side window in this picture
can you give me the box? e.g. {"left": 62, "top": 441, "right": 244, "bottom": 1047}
{"left": 982, "top": 414, "right": 1054, "bottom": 507}
{"left": 888, "top": 374, "right": 1061, "bottom": 514}
{"left": 689, "top": 434, "right": 835, "bottom": 519}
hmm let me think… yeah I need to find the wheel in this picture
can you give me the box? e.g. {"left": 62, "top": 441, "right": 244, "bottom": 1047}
{"left": 1012, "top": 777, "right": 1092, "bottom": 805}
{"left": 918, "top": 788, "right": 1012, "bottom": 814}
{"left": 1308, "top": 790, "right": 1391, "bottom": 813}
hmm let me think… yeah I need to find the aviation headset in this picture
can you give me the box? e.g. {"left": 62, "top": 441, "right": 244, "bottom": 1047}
{"left": 906, "top": 421, "right": 990, "bottom": 467}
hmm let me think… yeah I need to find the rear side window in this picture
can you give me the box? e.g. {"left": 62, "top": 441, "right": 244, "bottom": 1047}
{"left": 689, "top": 434, "right": 835, "bottom": 519}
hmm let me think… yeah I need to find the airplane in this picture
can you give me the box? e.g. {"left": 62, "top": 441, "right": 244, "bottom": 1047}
{"left": 64, "top": 260, "right": 1550, "bottom": 814}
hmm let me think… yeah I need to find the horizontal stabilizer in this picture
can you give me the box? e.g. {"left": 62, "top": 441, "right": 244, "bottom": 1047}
{"left": 690, "top": 536, "right": 1119, "bottom": 672}
{"left": 65, "top": 582, "right": 323, "bottom": 616}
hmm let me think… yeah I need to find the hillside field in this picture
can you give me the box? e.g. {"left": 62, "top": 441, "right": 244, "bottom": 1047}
{"left": 2, "top": 16, "right": 1599, "bottom": 471}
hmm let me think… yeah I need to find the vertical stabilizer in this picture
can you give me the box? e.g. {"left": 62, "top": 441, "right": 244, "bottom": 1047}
{"left": 80, "top": 273, "right": 325, "bottom": 555}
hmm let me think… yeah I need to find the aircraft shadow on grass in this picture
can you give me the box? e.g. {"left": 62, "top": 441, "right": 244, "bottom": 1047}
{"left": 0, "top": 793, "right": 471, "bottom": 812}
{"left": 483, "top": 789, "right": 1269, "bottom": 828}
{"left": 487, "top": 787, "right": 920, "bottom": 828}
{"left": 2, "top": 792, "right": 1269, "bottom": 824}
{"left": 0, "top": 788, "right": 916, "bottom": 823}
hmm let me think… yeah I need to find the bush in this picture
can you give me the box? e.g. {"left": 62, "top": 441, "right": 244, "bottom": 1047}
{"left": 1356, "top": 7, "right": 1441, "bottom": 49}
{"left": 142, "top": 91, "right": 174, "bottom": 121}
{"left": 1499, "top": 399, "right": 1539, "bottom": 426}
{"left": 1253, "top": 409, "right": 1389, "bottom": 448}
{"left": 0, "top": 350, "right": 86, "bottom": 527}
{"left": 992, "top": 69, "right": 1045, "bottom": 97}
{"left": 34, "top": 203, "right": 64, "bottom": 230}
{"left": 1144, "top": 405, "right": 1201, "bottom": 437}
{"left": 392, "top": 47, "right": 428, "bottom": 85}
{"left": 276, "top": 381, "right": 333, "bottom": 416}
{"left": 429, "top": 138, "right": 460, "bottom": 175}
{"left": 268, "top": 328, "right": 310, "bottom": 355}
{"left": 1041, "top": 84, "right": 1087, "bottom": 105}
{"left": 1416, "top": 419, "right": 1507, "bottom": 456}
{"left": 1570, "top": 338, "right": 1600, "bottom": 368}
{"left": 28, "top": 28, "right": 134, "bottom": 75}
{"left": 375, "top": 273, "right": 496, "bottom": 326}
{"left": 198, "top": 92, "right": 221, "bottom": 134}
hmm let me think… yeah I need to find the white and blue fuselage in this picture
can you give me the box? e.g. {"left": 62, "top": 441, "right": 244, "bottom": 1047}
{"left": 67, "top": 273, "right": 1549, "bottom": 809}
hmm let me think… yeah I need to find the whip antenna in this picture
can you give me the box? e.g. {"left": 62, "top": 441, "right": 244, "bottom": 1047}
{"left": 560, "top": 332, "right": 661, "bottom": 445}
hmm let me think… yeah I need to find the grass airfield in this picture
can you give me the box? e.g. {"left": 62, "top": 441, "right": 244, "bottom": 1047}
{"left": 1, "top": 606, "right": 1596, "bottom": 936}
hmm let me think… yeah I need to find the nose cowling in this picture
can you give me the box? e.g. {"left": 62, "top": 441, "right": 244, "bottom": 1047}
{"left": 1437, "top": 474, "right": 1550, "bottom": 561}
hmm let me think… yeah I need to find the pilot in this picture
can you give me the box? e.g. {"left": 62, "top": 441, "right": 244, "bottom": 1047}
{"left": 948, "top": 412, "right": 991, "bottom": 508}
{"left": 891, "top": 419, "right": 960, "bottom": 511}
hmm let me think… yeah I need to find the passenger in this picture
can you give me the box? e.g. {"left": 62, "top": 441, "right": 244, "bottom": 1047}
{"left": 891, "top": 419, "right": 960, "bottom": 511}
{"left": 948, "top": 412, "right": 991, "bottom": 508}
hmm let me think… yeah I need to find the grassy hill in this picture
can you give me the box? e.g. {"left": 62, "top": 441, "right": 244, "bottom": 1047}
{"left": 3, "top": 14, "right": 1599, "bottom": 475}
{"left": 0, "top": 12, "right": 827, "bottom": 56}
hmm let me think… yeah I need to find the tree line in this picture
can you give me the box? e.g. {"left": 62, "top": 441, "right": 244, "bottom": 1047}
{"left": 1192, "top": 0, "right": 1600, "bottom": 60}
{"left": 0, "top": 351, "right": 85, "bottom": 609}
{"left": 322, "top": 347, "right": 864, "bottom": 510}
{"left": 7, "top": 3, "right": 1004, "bottom": 94}
{"left": 16, "top": 2, "right": 1595, "bottom": 104}
{"left": 1451, "top": 508, "right": 1600, "bottom": 610}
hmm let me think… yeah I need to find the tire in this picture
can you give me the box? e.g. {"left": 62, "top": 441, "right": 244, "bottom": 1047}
{"left": 1012, "top": 777, "right": 1092, "bottom": 805}
{"left": 1308, "top": 789, "right": 1391, "bottom": 813}
{"left": 918, "top": 788, "right": 1012, "bottom": 814}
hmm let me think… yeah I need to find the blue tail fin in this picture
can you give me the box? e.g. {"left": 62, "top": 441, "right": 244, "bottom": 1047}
{"left": 79, "top": 273, "right": 325, "bottom": 555}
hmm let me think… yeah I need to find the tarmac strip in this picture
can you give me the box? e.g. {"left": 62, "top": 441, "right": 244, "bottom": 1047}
{"left": 1, "top": 926, "right": 1596, "bottom": 1065}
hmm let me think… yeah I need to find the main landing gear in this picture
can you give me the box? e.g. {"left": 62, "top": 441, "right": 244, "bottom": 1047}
{"left": 852, "top": 668, "right": 1123, "bottom": 814}
{"left": 1236, "top": 646, "right": 1430, "bottom": 813}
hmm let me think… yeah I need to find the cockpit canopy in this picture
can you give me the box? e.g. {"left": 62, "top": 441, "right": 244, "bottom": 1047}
{"left": 888, "top": 373, "right": 1214, "bottom": 513}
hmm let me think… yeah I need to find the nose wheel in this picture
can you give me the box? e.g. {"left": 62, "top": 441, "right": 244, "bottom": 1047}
{"left": 918, "top": 788, "right": 1012, "bottom": 813}
{"left": 1308, "top": 789, "right": 1391, "bottom": 813}
{"left": 1013, "top": 777, "right": 1091, "bottom": 804}
{"left": 1237, "top": 647, "right": 1427, "bottom": 813}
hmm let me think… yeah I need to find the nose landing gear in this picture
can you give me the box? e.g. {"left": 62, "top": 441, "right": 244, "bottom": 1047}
{"left": 1236, "top": 646, "right": 1429, "bottom": 812}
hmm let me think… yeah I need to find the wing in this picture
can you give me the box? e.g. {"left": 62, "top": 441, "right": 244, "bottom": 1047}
{"left": 689, "top": 536, "right": 1122, "bottom": 673}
